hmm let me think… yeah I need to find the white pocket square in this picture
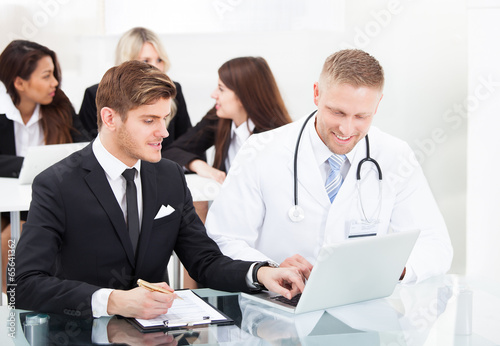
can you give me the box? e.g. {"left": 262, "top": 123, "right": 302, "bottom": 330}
{"left": 154, "top": 204, "right": 175, "bottom": 219}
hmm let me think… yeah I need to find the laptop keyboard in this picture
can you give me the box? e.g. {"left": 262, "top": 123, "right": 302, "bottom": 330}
{"left": 270, "top": 293, "right": 302, "bottom": 307}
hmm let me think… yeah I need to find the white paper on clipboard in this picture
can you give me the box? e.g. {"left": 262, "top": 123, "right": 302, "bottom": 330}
{"left": 134, "top": 290, "right": 229, "bottom": 329}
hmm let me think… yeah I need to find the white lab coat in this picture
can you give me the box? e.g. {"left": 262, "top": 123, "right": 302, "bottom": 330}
{"left": 206, "top": 114, "right": 453, "bottom": 283}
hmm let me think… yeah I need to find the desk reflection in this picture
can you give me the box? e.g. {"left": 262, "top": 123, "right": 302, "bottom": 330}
{"left": 18, "top": 312, "right": 208, "bottom": 345}
{"left": 107, "top": 318, "right": 179, "bottom": 345}
{"left": 238, "top": 276, "right": 454, "bottom": 345}
{"left": 13, "top": 278, "right": 456, "bottom": 345}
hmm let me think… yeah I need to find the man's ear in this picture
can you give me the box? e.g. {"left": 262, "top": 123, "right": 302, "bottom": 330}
{"left": 100, "top": 107, "right": 118, "bottom": 131}
{"left": 313, "top": 82, "right": 320, "bottom": 107}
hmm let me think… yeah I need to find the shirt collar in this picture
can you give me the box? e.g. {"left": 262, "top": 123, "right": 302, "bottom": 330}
{"left": 231, "top": 118, "right": 255, "bottom": 141}
{"left": 92, "top": 135, "right": 141, "bottom": 180}
{"left": 0, "top": 82, "right": 41, "bottom": 127}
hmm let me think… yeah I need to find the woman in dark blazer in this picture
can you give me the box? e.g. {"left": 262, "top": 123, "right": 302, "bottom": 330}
{"left": 164, "top": 56, "right": 292, "bottom": 184}
{"left": 0, "top": 41, "right": 88, "bottom": 178}
{"left": 0, "top": 40, "right": 89, "bottom": 292}
{"left": 78, "top": 27, "right": 192, "bottom": 147}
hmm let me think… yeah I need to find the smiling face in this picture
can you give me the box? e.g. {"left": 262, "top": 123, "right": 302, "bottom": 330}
{"left": 211, "top": 78, "right": 247, "bottom": 127}
{"left": 16, "top": 55, "right": 58, "bottom": 106}
{"left": 314, "top": 81, "right": 382, "bottom": 155}
{"left": 112, "top": 97, "right": 171, "bottom": 166}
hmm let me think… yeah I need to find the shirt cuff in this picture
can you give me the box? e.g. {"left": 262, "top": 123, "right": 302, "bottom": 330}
{"left": 245, "top": 261, "right": 280, "bottom": 289}
{"left": 246, "top": 263, "right": 258, "bottom": 289}
{"left": 91, "top": 288, "right": 114, "bottom": 318}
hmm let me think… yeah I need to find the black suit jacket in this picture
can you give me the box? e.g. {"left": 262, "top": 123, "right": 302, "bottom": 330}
{"left": 163, "top": 107, "right": 220, "bottom": 169}
{"left": 13, "top": 143, "right": 253, "bottom": 318}
{"left": 78, "top": 81, "right": 192, "bottom": 147}
{"left": 163, "top": 107, "right": 264, "bottom": 173}
{"left": 0, "top": 111, "right": 89, "bottom": 178}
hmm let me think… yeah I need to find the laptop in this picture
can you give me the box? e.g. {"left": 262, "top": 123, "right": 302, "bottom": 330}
{"left": 18, "top": 142, "right": 89, "bottom": 184}
{"left": 241, "top": 230, "right": 420, "bottom": 314}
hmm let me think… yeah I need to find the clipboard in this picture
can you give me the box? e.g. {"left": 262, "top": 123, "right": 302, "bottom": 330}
{"left": 127, "top": 290, "right": 234, "bottom": 332}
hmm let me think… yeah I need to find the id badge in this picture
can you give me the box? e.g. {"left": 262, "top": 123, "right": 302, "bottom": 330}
{"left": 348, "top": 220, "right": 379, "bottom": 238}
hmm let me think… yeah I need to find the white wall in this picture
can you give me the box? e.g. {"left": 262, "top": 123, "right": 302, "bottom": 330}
{"left": 467, "top": 2, "right": 500, "bottom": 280}
{"left": 0, "top": 0, "right": 468, "bottom": 274}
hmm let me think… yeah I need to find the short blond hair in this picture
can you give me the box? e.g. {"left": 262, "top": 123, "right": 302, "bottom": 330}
{"left": 115, "top": 27, "right": 171, "bottom": 73}
{"left": 319, "top": 49, "right": 384, "bottom": 91}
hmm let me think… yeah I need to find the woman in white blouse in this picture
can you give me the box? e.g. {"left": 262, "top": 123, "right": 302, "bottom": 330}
{"left": 164, "top": 56, "right": 292, "bottom": 184}
{"left": 0, "top": 40, "right": 87, "bottom": 177}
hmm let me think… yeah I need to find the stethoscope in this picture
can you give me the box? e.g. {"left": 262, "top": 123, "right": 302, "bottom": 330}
{"left": 288, "top": 110, "right": 383, "bottom": 223}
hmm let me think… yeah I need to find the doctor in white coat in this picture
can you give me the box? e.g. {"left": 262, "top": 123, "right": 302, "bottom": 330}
{"left": 205, "top": 49, "right": 453, "bottom": 284}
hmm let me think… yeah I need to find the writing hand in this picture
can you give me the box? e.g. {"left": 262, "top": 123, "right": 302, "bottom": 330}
{"left": 107, "top": 282, "right": 176, "bottom": 319}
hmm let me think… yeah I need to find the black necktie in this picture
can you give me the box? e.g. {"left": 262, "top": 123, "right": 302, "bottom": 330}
{"left": 122, "top": 168, "right": 140, "bottom": 254}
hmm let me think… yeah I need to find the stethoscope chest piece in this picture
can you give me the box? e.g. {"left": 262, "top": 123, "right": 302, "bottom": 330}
{"left": 288, "top": 205, "right": 305, "bottom": 223}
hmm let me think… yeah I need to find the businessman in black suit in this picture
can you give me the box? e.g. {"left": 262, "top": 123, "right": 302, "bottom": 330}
{"left": 13, "top": 60, "right": 304, "bottom": 320}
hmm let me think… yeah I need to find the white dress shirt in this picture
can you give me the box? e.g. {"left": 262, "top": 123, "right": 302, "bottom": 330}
{"left": 225, "top": 118, "right": 255, "bottom": 171}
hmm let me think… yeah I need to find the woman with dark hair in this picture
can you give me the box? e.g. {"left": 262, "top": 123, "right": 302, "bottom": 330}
{"left": 0, "top": 40, "right": 88, "bottom": 177}
{"left": 0, "top": 40, "right": 88, "bottom": 292}
{"left": 165, "top": 56, "right": 291, "bottom": 184}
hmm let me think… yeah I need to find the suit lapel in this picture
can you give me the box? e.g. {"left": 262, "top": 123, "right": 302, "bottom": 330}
{"left": 82, "top": 146, "right": 136, "bottom": 268}
{"left": 135, "top": 162, "right": 157, "bottom": 269}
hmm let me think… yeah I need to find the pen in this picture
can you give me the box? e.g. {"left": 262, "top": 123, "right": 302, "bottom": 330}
{"left": 137, "top": 279, "right": 183, "bottom": 300}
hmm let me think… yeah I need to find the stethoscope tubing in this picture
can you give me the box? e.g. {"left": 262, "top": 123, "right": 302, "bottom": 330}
{"left": 293, "top": 110, "right": 317, "bottom": 206}
{"left": 356, "top": 135, "right": 382, "bottom": 181}
{"left": 291, "top": 110, "right": 383, "bottom": 223}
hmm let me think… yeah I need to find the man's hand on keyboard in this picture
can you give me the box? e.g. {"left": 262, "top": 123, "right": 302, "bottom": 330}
{"left": 280, "top": 254, "right": 313, "bottom": 280}
{"left": 257, "top": 267, "right": 305, "bottom": 299}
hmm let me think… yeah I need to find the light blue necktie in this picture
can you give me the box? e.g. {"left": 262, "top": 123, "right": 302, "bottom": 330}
{"left": 325, "top": 154, "right": 346, "bottom": 203}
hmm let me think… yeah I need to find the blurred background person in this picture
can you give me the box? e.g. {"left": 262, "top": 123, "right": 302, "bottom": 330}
{"left": 78, "top": 27, "right": 192, "bottom": 146}
{"left": 0, "top": 39, "right": 89, "bottom": 292}
{"left": 165, "top": 56, "right": 291, "bottom": 185}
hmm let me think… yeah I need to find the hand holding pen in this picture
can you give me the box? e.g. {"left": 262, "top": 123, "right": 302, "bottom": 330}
{"left": 107, "top": 280, "right": 178, "bottom": 319}
{"left": 137, "top": 279, "right": 183, "bottom": 300}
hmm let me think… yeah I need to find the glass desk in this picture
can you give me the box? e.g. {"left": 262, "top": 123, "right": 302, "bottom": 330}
{"left": 1, "top": 275, "right": 499, "bottom": 345}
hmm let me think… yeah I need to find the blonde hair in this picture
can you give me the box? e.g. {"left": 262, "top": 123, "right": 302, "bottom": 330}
{"left": 319, "top": 49, "right": 384, "bottom": 91}
{"left": 114, "top": 27, "right": 176, "bottom": 119}
{"left": 115, "top": 27, "right": 171, "bottom": 72}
